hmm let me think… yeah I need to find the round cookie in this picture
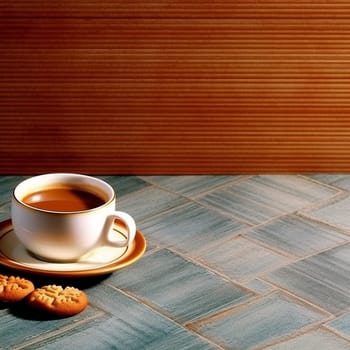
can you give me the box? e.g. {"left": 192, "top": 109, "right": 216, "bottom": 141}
{"left": 27, "top": 285, "right": 88, "bottom": 317}
{"left": 0, "top": 274, "right": 35, "bottom": 303}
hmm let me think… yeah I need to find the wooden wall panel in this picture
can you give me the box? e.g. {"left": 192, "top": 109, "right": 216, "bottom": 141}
{"left": 1, "top": 1, "right": 350, "bottom": 174}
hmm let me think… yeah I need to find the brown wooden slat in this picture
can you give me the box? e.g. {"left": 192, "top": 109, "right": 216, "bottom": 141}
{"left": 1, "top": 2, "right": 350, "bottom": 173}
{"left": 3, "top": 1, "right": 350, "bottom": 19}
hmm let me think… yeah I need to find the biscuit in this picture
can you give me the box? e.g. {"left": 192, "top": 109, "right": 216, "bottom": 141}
{"left": 27, "top": 285, "right": 88, "bottom": 317}
{"left": 0, "top": 274, "right": 35, "bottom": 303}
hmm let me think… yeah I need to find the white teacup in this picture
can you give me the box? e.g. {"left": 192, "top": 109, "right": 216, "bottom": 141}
{"left": 11, "top": 173, "right": 136, "bottom": 262}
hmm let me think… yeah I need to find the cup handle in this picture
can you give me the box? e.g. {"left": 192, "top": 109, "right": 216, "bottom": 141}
{"left": 103, "top": 211, "right": 136, "bottom": 248}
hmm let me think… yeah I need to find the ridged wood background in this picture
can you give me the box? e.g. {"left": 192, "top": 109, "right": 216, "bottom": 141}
{"left": 1, "top": 1, "right": 350, "bottom": 174}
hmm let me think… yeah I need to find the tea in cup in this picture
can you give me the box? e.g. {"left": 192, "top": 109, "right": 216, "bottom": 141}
{"left": 11, "top": 173, "right": 136, "bottom": 262}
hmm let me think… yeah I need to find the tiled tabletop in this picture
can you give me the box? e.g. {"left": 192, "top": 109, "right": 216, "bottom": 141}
{"left": 1, "top": 175, "right": 350, "bottom": 349}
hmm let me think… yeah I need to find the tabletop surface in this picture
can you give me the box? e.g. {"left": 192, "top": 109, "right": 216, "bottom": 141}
{"left": 1, "top": 175, "right": 350, "bottom": 349}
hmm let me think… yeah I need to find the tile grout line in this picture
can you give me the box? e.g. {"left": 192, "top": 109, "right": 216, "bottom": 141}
{"left": 177, "top": 211, "right": 350, "bottom": 284}
{"left": 136, "top": 176, "right": 255, "bottom": 227}
{"left": 255, "top": 325, "right": 325, "bottom": 350}
{"left": 323, "top": 323, "right": 350, "bottom": 343}
{"left": 187, "top": 234, "right": 297, "bottom": 285}
{"left": 138, "top": 174, "right": 253, "bottom": 200}
{"left": 146, "top": 197, "right": 249, "bottom": 226}
{"left": 190, "top": 177, "right": 343, "bottom": 228}
{"left": 259, "top": 277, "right": 338, "bottom": 319}
{"left": 164, "top": 245, "right": 260, "bottom": 297}
{"left": 118, "top": 175, "right": 345, "bottom": 236}
{"left": 145, "top": 238, "right": 279, "bottom": 296}
{"left": 189, "top": 306, "right": 338, "bottom": 350}
{"left": 297, "top": 189, "right": 349, "bottom": 216}
{"left": 295, "top": 210, "right": 350, "bottom": 236}
{"left": 256, "top": 323, "right": 350, "bottom": 350}
{"left": 299, "top": 174, "right": 347, "bottom": 191}
{"left": 332, "top": 305, "right": 350, "bottom": 319}
{"left": 118, "top": 176, "right": 254, "bottom": 228}
{"left": 189, "top": 175, "right": 255, "bottom": 200}
{"left": 104, "top": 282, "right": 226, "bottom": 350}
{"left": 144, "top": 234, "right": 350, "bottom": 314}
{"left": 244, "top": 228, "right": 350, "bottom": 265}
{"left": 186, "top": 288, "right": 332, "bottom": 334}
{"left": 235, "top": 223, "right": 302, "bottom": 260}
{"left": 188, "top": 286, "right": 334, "bottom": 335}
{"left": 11, "top": 308, "right": 107, "bottom": 350}
{"left": 245, "top": 242, "right": 350, "bottom": 287}
{"left": 185, "top": 290, "right": 281, "bottom": 330}
{"left": 135, "top": 192, "right": 253, "bottom": 229}
{"left": 299, "top": 211, "right": 350, "bottom": 237}
{"left": 299, "top": 174, "right": 350, "bottom": 194}
{"left": 274, "top": 239, "right": 350, "bottom": 265}
{"left": 189, "top": 197, "right": 256, "bottom": 226}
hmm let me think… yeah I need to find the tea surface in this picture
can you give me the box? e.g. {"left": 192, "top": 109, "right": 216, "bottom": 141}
{"left": 22, "top": 187, "right": 105, "bottom": 212}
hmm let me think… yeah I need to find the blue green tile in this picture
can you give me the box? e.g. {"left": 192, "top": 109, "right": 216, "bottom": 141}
{"left": 248, "top": 214, "right": 348, "bottom": 257}
{"left": 0, "top": 305, "right": 103, "bottom": 350}
{"left": 117, "top": 187, "right": 188, "bottom": 222}
{"left": 327, "top": 311, "right": 350, "bottom": 338}
{"left": 308, "top": 174, "right": 347, "bottom": 184}
{"left": 194, "top": 292, "right": 327, "bottom": 350}
{"left": 138, "top": 202, "right": 247, "bottom": 254}
{"left": 108, "top": 249, "right": 254, "bottom": 323}
{"left": 97, "top": 175, "right": 150, "bottom": 198}
{"left": 144, "top": 239, "right": 158, "bottom": 253}
{"left": 27, "top": 284, "right": 218, "bottom": 350}
{"left": 266, "top": 243, "right": 350, "bottom": 313}
{"left": 198, "top": 175, "right": 338, "bottom": 224}
{"left": 309, "top": 174, "right": 350, "bottom": 191}
{"left": 1, "top": 174, "right": 350, "bottom": 349}
{"left": 0, "top": 176, "right": 29, "bottom": 203}
{"left": 197, "top": 237, "right": 289, "bottom": 282}
{"left": 0, "top": 202, "right": 11, "bottom": 221}
{"left": 244, "top": 279, "right": 275, "bottom": 294}
{"left": 265, "top": 329, "right": 350, "bottom": 350}
{"left": 308, "top": 194, "right": 350, "bottom": 229}
{"left": 143, "top": 175, "right": 240, "bottom": 197}
{"left": 327, "top": 176, "right": 350, "bottom": 191}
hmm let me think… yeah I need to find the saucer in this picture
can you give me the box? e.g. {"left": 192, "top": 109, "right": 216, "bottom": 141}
{"left": 0, "top": 219, "right": 146, "bottom": 277}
